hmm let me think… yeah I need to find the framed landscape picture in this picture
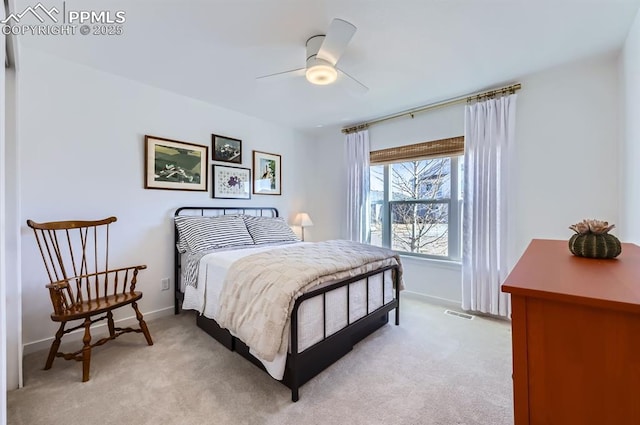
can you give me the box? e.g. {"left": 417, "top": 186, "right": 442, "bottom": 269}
{"left": 212, "top": 164, "right": 251, "bottom": 199}
{"left": 144, "top": 135, "right": 207, "bottom": 191}
{"left": 252, "top": 150, "right": 281, "bottom": 195}
{"left": 212, "top": 134, "right": 242, "bottom": 164}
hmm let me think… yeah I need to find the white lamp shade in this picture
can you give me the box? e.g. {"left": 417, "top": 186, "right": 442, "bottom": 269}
{"left": 295, "top": 213, "right": 314, "bottom": 227}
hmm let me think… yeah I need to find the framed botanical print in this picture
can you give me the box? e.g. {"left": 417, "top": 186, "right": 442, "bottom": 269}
{"left": 212, "top": 164, "right": 251, "bottom": 199}
{"left": 144, "top": 135, "right": 207, "bottom": 191}
{"left": 252, "top": 150, "right": 281, "bottom": 195}
{"left": 212, "top": 134, "right": 242, "bottom": 164}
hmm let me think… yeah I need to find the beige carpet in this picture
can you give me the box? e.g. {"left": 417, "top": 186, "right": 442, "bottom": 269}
{"left": 7, "top": 297, "right": 513, "bottom": 425}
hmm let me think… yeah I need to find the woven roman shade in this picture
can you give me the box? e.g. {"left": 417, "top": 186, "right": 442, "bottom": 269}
{"left": 370, "top": 136, "right": 464, "bottom": 164}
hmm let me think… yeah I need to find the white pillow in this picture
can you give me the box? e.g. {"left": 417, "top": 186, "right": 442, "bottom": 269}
{"left": 175, "top": 215, "right": 254, "bottom": 252}
{"left": 242, "top": 215, "right": 300, "bottom": 245}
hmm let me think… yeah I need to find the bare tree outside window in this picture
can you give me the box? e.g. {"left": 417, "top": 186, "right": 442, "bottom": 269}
{"left": 390, "top": 159, "right": 450, "bottom": 256}
{"left": 369, "top": 157, "right": 462, "bottom": 259}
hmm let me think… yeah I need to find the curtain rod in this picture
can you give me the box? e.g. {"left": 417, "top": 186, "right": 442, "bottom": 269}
{"left": 341, "top": 83, "right": 522, "bottom": 134}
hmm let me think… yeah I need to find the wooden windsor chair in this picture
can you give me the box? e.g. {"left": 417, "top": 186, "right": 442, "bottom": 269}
{"left": 27, "top": 216, "right": 153, "bottom": 382}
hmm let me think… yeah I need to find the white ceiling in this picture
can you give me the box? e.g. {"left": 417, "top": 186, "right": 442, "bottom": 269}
{"left": 15, "top": 0, "right": 640, "bottom": 131}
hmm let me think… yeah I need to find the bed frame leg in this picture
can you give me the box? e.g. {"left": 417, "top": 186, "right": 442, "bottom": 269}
{"left": 292, "top": 388, "right": 299, "bottom": 402}
{"left": 395, "top": 271, "right": 401, "bottom": 326}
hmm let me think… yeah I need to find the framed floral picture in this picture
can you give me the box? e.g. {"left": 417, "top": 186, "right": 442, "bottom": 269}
{"left": 252, "top": 150, "right": 281, "bottom": 195}
{"left": 212, "top": 164, "right": 251, "bottom": 199}
{"left": 212, "top": 134, "right": 242, "bottom": 164}
{"left": 144, "top": 135, "right": 207, "bottom": 191}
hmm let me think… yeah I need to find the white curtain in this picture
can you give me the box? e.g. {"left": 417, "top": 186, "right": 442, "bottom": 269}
{"left": 345, "top": 129, "right": 370, "bottom": 243}
{"left": 462, "top": 94, "right": 517, "bottom": 317}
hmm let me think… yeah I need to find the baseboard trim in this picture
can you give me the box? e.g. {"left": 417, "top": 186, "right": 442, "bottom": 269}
{"left": 401, "top": 291, "right": 461, "bottom": 310}
{"left": 401, "top": 292, "right": 511, "bottom": 322}
{"left": 22, "top": 306, "right": 175, "bottom": 355}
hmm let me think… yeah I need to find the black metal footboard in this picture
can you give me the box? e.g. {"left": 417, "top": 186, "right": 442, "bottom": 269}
{"left": 287, "top": 264, "right": 401, "bottom": 401}
{"left": 195, "top": 263, "right": 401, "bottom": 402}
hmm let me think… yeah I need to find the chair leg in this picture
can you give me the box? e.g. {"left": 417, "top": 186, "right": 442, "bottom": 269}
{"left": 131, "top": 301, "right": 153, "bottom": 346}
{"left": 107, "top": 311, "right": 116, "bottom": 337}
{"left": 81, "top": 318, "right": 92, "bottom": 382}
{"left": 45, "top": 322, "right": 66, "bottom": 370}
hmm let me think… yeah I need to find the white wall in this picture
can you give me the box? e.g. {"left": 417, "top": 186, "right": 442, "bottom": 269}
{"left": 17, "top": 48, "right": 313, "bottom": 353}
{"left": 514, "top": 53, "right": 620, "bottom": 256}
{"left": 4, "top": 67, "right": 21, "bottom": 394}
{"left": 1, "top": 2, "right": 22, "bottom": 412}
{"left": 1, "top": 5, "right": 7, "bottom": 417}
{"left": 302, "top": 125, "right": 348, "bottom": 242}
{"left": 620, "top": 8, "right": 640, "bottom": 244}
{"left": 308, "top": 52, "right": 621, "bottom": 305}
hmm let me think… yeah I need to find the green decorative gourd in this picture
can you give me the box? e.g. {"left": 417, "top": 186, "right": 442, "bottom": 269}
{"left": 568, "top": 219, "right": 621, "bottom": 259}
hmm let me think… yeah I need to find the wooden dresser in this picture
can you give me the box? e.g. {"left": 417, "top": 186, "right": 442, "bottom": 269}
{"left": 502, "top": 239, "right": 640, "bottom": 425}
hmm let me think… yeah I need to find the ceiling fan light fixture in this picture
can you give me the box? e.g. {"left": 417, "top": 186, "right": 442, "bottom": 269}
{"left": 306, "top": 64, "right": 337, "bottom": 85}
{"left": 257, "top": 19, "right": 367, "bottom": 92}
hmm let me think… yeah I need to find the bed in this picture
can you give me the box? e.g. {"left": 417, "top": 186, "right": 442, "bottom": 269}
{"left": 173, "top": 206, "right": 402, "bottom": 401}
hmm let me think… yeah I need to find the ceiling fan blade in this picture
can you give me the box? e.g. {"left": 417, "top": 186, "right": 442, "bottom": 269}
{"left": 338, "top": 68, "right": 369, "bottom": 94}
{"left": 256, "top": 68, "right": 305, "bottom": 82}
{"left": 316, "top": 18, "right": 356, "bottom": 66}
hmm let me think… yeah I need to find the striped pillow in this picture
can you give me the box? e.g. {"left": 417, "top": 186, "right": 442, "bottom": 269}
{"left": 242, "top": 215, "right": 300, "bottom": 245}
{"left": 176, "top": 239, "right": 188, "bottom": 254}
{"left": 175, "top": 215, "right": 254, "bottom": 252}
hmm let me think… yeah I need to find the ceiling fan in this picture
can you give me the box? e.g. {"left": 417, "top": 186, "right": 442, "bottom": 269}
{"left": 256, "top": 18, "right": 368, "bottom": 93}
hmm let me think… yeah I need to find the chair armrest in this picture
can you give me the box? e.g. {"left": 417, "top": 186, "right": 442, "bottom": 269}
{"left": 56, "top": 265, "right": 147, "bottom": 282}
{"left": 103, "top": 265, "right": 147, "bottom": 274}
{"left": 45, "top": 265, "right": 149, "bottom": 311}
{"left": 46, "top": 281, "right": 70, "bottom": 290}
{"left": 46, "top": 280, "right": 71, "bottom": 315}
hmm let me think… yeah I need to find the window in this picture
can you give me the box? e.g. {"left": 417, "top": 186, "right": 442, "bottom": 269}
{"left": 368, "top": 140, "right": 464, "bottom": 261}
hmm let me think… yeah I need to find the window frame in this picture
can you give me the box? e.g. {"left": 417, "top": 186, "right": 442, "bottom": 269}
{"left": 369, "top": 155, "right": 462, "bottom": 262}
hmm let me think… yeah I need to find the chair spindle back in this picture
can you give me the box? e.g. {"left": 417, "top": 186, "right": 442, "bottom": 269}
{"left": 27, "top": 217, "right": 123, "bottom": 311}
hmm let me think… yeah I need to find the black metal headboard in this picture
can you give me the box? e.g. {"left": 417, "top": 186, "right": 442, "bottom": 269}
{"left": 173, "top": 206, "right": 279, "bottom": 314}
{"left": 174, "top": 206, "right": 279, "bottom": 219}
